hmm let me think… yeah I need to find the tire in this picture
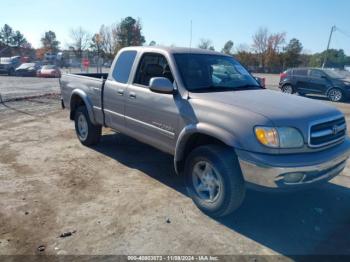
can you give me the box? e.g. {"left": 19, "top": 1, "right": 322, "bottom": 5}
{"left": 281, "top": 84, "right": 294, "bottom": 94}
{"left": 74, "top": 106, "right": 101, "bottom": 146}
{"left": 327, "top": 88, "right": 344, "bottom": 102}
{"left": 184, "top": 145, "right": 245, "bottom": 217}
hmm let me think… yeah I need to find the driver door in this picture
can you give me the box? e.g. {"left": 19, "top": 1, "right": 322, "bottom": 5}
{"left": 124, "top": 53, "right": 180, "bottom": 154}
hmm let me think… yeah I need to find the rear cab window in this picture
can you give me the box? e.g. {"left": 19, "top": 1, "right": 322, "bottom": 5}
{"left": 112, "top": 50, "right": 137, "bottom": 83}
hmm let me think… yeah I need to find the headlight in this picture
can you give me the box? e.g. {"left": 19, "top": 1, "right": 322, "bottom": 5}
{"left": 255, "top": 126, "right": 304, "bottom": 148}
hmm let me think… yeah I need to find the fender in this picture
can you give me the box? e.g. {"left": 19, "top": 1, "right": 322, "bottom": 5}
{"left": 70, "top": 89, "right": 97, "bottom": 125}
{"left": 174, "top": 123, "right": 242, "bottom": 174}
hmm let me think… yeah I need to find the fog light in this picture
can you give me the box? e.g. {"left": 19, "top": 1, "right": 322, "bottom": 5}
{"left": 284, "top": 173, "right": 305, "bottom": 183}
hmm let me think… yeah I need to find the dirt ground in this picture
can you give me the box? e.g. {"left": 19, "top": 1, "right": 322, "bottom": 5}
{"left": 1, "top": 76, "right": 350, "bottom": 257}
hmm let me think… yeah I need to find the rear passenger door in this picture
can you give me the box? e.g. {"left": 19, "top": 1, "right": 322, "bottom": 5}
{"left": 124, "top": 52, "right": 179, "bottom": 154}
{"left": 103, "top": 50, "right": 137, "bottom": 131}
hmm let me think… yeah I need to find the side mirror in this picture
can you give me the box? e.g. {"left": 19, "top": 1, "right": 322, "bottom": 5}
{"left": 149, "top": 77, "right": 174, "bottom": 94}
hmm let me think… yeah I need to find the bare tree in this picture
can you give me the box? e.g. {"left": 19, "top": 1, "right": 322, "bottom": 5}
{"left": 267, "top": 33, "right": 286, "bottom": 53}
{"left": 198, "top": 39, "right": 215, "bottom": 50}
{"left": 99, "top": 25, "right": 115, "bottom": 58}
{"left": 252, "top": 28, "right": 285, "bottom": 70}
{"left": 236, "top": 43, "right": 250, "bottom": 53}
{"left": 69, "top": 27, "right": 91, "bottom": 59}
{"left": 252, "top": 27, "right": 269, "bottom": 67}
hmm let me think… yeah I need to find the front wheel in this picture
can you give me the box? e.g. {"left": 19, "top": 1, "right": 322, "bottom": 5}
{"left": 74, "top": 106, "right": 101, "bottom": 146}
{"left": 185, "top": 145, "right": 245, "bottom": 217}
{"left": 327, "top": 88, "right": 344, "bottom": 102}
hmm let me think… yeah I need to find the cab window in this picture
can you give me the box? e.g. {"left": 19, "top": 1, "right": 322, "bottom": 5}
{"left": 134, "top": 53, "right": 174, "bottom": 86}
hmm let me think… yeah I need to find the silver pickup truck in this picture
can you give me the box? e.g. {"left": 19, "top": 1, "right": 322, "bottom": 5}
{"left": 60, "top": 46, "right": 350, "bottom": 217}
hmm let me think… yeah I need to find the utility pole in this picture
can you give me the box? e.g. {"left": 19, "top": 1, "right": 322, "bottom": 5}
{"left": 322, "top": 25, "right": 336, "bottom": 68}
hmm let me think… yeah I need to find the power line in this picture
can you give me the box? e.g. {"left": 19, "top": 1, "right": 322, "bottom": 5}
{"left": 336, "top": 27, "right": 350, "bottom": 39}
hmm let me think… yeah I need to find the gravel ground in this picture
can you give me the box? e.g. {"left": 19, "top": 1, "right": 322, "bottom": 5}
{"left": 0, "top": 76, "right": 60, "bottom": 102}
{"left": 1, "top": 76, "right": 350, "bottom": 257}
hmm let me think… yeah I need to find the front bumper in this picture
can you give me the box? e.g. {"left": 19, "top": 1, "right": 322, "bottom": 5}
{"left": 236, "top": 138, "right": 350, "bottom": 190}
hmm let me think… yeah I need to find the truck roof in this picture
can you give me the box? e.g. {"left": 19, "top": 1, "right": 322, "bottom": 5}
{"left": 121, "top": 46, "right": 229, "bottom": 56}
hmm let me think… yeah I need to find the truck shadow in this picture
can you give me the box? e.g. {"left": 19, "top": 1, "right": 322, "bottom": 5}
{"left": 92, "top": 132, "right": 350, "bottom": 256}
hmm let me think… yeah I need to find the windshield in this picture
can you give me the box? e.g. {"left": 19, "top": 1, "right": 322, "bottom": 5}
{"left": 323, "top": 69, "right": 349, "bottom": 79}
{"left": 18, "top": 63, "right": 35, "bottom": 69}
{"left": 174, "top": 54, "right": 261, "bottom": 92}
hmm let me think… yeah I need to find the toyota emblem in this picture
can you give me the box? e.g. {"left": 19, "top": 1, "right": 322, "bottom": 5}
{"left": 332, "top": 125, "right": 339, "bottom": 135}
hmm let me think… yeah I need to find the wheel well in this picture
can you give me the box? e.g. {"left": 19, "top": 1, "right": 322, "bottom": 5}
{"left": 176, "top": 133, "right": 227, "bottom": 174}
{"left": 70, "top": 95, "right": 86, "bottom": 120}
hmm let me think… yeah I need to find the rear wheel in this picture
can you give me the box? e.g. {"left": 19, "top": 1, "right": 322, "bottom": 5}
{"left": 327, "top": 88, "right": 343, "bottom": 102}
{"left": 74, "top": 106, "right": 101, "bottom": 146}
{"left": 185, "top": 145, "right": 245, "bottom": 217}
{"left": 281, "top": 84, "right": 294, "bottom": 94}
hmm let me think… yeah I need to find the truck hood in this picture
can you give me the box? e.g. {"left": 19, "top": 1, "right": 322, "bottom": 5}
{"left": 189, "top": 89, "right": 343, "bottom": 126}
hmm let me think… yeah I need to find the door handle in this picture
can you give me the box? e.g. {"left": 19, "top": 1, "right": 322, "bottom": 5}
{"left": 117, "top": 89, "right": 124, "bottom": 96}
{"left": 129, "top": 92, "right": 136, "bottom": 99}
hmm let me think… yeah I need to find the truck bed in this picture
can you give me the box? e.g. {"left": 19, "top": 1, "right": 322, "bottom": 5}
{"left": 73, "top": 73, "right": 108, "bottom": 79}
{"left": 60, "top": 72, "right": 108, "bottom": 127}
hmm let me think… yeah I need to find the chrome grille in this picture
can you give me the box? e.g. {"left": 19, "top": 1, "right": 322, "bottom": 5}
{"left": 309, "top": 117, "right": 346, "bottom": 147}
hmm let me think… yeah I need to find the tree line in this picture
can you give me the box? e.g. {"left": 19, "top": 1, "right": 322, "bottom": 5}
{"left": 1, "top": 21, "right": 349, "bottom": 71}
{"left": 198, "top": 27, "right": 350, "bottom": 72}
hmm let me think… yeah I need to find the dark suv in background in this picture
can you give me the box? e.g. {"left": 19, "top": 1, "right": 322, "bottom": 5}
{"left": 279, "top": 68, "right": 350, "bottom": 102}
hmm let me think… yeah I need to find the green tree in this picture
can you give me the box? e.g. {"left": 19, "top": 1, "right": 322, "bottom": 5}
{"left": 149, "top": 40, "right": 157, "bottom": 46}
{"left": 0, "top": 24, "right": 14, "bottom": 46}
{"left": 115, "top": 17, "right": 146, "bottom": 51}
{"left": 309, "top": 49, "right": 348, "bottom": 68}
{"left": 283, "top": 38, "right": 303, "bottom": 67}
{"left": 12, "top": 30, "right": 28, "bottom": 48}
{"left": 198, "top": 39, "right": 215, "bottom": 50}
{"left": 41, "top": 31, "right": 60, "bottom": 52}
{"left": 222, "top": 40, "right": 234, "bottom": 55}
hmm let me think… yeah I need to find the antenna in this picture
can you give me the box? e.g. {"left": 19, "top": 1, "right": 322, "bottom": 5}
{"left": 189, "top": 20, "right": 193, "bottom": 49}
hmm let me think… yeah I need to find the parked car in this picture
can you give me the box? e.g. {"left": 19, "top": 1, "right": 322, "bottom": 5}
{"left": 279, "top": 68, "right": 350, "bottom": 102}
{"left": 37, "top": 65, "right": 61, "bottom": 78}
{"left": 0, "top": 56, "right": 21, "bottom": 75}
{"left": 15, "top": 62, "right": 41, "bottom": 77}
{"left": 60, "top": 47, "right": 350, "bottom": 217}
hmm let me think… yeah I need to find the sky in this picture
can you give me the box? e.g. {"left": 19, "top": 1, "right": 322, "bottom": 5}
{"left": 1, "top": 0, "right": 350, "bottom": 54}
